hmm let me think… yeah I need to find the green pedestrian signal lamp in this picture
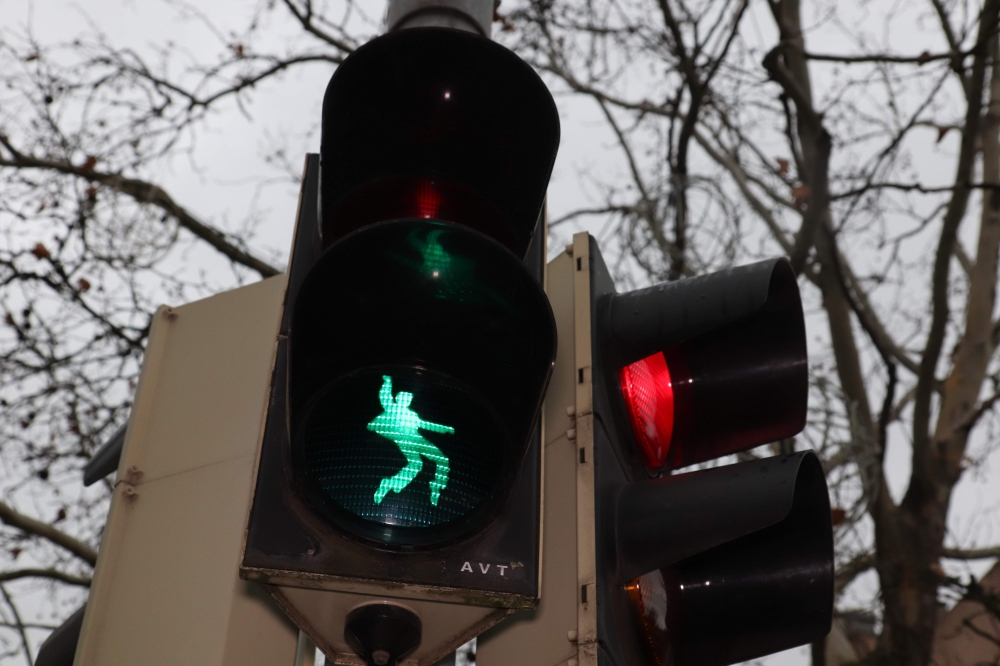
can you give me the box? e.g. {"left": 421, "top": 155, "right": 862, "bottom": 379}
{"left": 368, "top": 375, "right": 454, "bottom": 507}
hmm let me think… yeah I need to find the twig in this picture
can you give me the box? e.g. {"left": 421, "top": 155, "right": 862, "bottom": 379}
{"left": 0, "top": 569, "right": 91, "bottom": 587}
{"left": 835, "top": 552, "right": 876, "bottom": 596}
{"left": 0, "top": 500, "right": 97, "bottom": 566}
{"left": 942, "top": 545, "right": 1000, "bottom": 559}
{"left": 0, "top": 137, "right": 280, "bottom": 278}
{"left": 960, "top": 617, "right": 1000, "bottom": 648}
{"left": 0, "top": 585, "right": 32, "bottom": 666}
{"left": 803, "top": 50, "right": 967, "bottom": 65}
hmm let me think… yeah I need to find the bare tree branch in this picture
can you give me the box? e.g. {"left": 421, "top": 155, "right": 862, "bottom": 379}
{"left": 836, "top": 552, "right": 876, "bottom": 596}
{"left": 280, "top": 0, "right": 359, "bottom": 53}
{"left": 762, "top": 44, "right": 832, "bottom": 275}
{"left": 803, "top": 50, "right": 967, "bottom": 65}
{"left": 833, "top": 181, "right": 1000, "bottom": 199}
{"left": 0, "top": 500, "right": 97, "bottom": 566}
{"left": 0, "top": 137, "right": 280, "bottom": 278}
{"left": 692, "top": 127, "right": 795, "bottom": 253}
{"left": 0, "top": 585, "right": 32, "bottom": 666}
{"left": 0, "top": 569, "right": 91, "bottom": 587}
{"left": 960, "top": 617, "right": 1000, "bottom": 649}
{"left": 942, "top": 545, "right": 1000, "bottom": 559}
{"left": 910, "top": 0, "right": 1000, "bottom": 489}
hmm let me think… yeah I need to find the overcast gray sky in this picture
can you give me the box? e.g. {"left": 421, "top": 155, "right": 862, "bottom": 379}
{"left": 5, "top": 0, "right": 1000, "bottom": 664}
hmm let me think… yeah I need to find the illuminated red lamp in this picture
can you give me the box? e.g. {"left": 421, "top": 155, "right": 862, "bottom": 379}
{"left": 619, "top": 351, "right": 675, "bottom": 469}
{"left": 617, "top": 304, "right": 806, "bottom": 472}
{"left": 412, "top": 179, "right": 443, "bottom": 219}
{"left": 323, "top": 175, "right": 515, "bottom": 252}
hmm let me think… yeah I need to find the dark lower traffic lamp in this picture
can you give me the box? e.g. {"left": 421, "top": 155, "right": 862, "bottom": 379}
{"left": 345, "top": 603, "right": 422, "bottom": 666}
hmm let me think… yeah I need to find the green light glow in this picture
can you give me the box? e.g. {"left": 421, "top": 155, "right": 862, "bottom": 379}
{"left": 292, "top": 219, "right": 551, "bottom": 544}
{"left": 368, "top": 375, "right": 454, "bottom": 506}
{"left": 384, "top": 227, "right": 517, "bottom": 315}
{"left": 411, "top": 229, "right": 453, "bottom": 277}
{"left": 299, "top": 366, "right": 505, "bottom": 539}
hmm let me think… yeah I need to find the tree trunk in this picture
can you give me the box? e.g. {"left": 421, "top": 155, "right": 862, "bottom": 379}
{"left": 880, "top": 12, "right": 1000, "bottom": 666}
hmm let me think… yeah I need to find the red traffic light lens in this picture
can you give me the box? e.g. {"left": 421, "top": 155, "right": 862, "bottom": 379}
{"left": 323, "top": 175, "right": 515, "bottom": 253}
{"left": 413, "top": 180, "right": 443, "bottom": 219}
{"left": 619, "top": 351, "right": 675, "bottom": 469}
{"left": 606, "top": 259, "right": 807, "bottom": 473}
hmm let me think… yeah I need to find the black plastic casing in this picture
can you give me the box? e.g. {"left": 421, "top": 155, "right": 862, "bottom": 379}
{"left": 587, "top": 239, "right": 833, "bottom": 665}
{"left": 241, "top": 155, "right": 550, "bottom": 607}
{"left": 242, "top": 26, "right": 559, "bottom": 607}
{"left": 320, "top": 27, "right": 559, "bottom": 258}
{"left": 601, "top": 254, "right": 808, "bottom": 475}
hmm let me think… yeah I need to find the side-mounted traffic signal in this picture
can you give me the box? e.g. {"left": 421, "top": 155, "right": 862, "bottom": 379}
{"left": 608, "top": 258, "right": 807, "bottom": 472}
{"left": 240, "top": 24, "right": 560, "bottom": 665}
{"left": 578, "top": 237, "right": 833, "bottom": 665}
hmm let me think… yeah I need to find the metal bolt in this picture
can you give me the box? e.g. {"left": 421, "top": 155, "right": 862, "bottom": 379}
{"left": 372, "top": 649, "right": 391, "bottom": 665}
{"left": 567, "top": 428, "right": 576, "bottom": 440}
{"left": 566, "top": 405, "right": 576, "bottom": 417}
{"left": 567, "top": 630, "right": 578, "bottom": 642}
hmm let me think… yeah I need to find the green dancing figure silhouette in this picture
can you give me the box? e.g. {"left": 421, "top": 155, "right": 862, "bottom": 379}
{"left": 368, "top": 376, "right": 453, "bottom": 506}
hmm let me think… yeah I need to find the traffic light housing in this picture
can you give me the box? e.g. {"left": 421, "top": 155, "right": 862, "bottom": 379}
{"left": 605, "top": 258, "right": 808, "bottom": 472}
{"left": 318, "top": 26, "right": 557, "bottom": 257}
{"left": 240, "top": 25, "right": 559, "bottom": 663}
{"left": 235, "top": 18, "right": 831, "bottom": 666}
{"left": 618, "top": 453, "right": 832, "bottom": 664}
{"left": 288, "top": 218, "right": 554, "bottom": 548}
{"left": 582, "top": 237, "right": 833, "bottom": 665}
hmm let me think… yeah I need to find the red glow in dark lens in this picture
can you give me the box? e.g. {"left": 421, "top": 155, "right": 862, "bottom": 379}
{"left": 619, "top": 351, "right": 675, "bottom": 469}
{"left": 413, "top": 181, "right": 443, "bottom": 219}
{"left": 324, "top": 175, "right": 516, "bottom": 253}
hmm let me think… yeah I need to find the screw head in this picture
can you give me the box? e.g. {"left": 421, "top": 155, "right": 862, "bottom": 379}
{"left": 372, "top": 649, "right": 391, "bottom": 665}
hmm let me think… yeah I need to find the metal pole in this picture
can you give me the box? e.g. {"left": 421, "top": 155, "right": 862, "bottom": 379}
{"left": 294, "top": 631, "right": 317, "bottom": 666}
{"left": 385, "top": 0, "right": 495, "bottom": 37}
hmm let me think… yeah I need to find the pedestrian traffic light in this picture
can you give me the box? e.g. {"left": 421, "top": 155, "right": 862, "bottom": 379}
{"left": 240, "top": 24, "right": 560, "bottom": 664}
{"left": 578, "top": 236, "right": 833, "bottom": 665}
{"left": 287, "top": 218, "right": 554, "bottom": 549}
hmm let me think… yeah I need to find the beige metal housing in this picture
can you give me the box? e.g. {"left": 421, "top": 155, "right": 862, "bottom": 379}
{"left": 477, "top": 232, "right": 596, "bottom": 666}
{"left": 74, "top": 277, "right": 299, "bottom": 666}
{"left": 73, "top": 206, "right": 599, "bottom": 665}
{"left": 72, "top": 273, "right": 519, "bottom": 666}
{"left": 269, "top": 586, "right": 507, "bottom": 665}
